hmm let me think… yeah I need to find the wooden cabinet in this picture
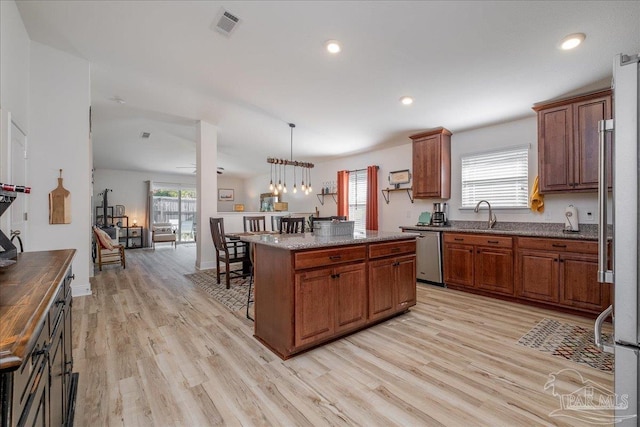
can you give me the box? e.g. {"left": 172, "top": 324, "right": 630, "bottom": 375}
{"left": 410, "top": 127, "right": 452, "bottom": 199}
{"left": 368, "top": 240, "right": 416, "bottom": 322}
{"left": 533, "top": 89, "right": 612, "bottom": 193}
{"left": 443, "top": 243, "right": 474, "bottom": 287}
{"left": 0, "top": 250, "right": 77, "bottom": 427}
{"left": 253, "top": 236, "right": 416, "bottom": 359}
{"left": 516, "top": 237, "right": 610, "bottom": 314}
{"left": 443, "top": 233, "right": 514, "bottom": 296}
{"left": 369, "top": 255, "right": 416, "bottom": 322}
{"left": 294, "top": 262, "right": 367, "bottom": 348}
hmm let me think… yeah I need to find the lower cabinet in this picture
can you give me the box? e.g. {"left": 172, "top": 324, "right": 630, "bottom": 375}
{"left": 368, "top": 255, "right": 416, "bottom": 322}
{"left": 443, "top": 233, "right": 514, "bottom": 295}
{"left": 294, "top": 262, "right": 367, "bottom": 348}
{"left": 1, "top": 250, "right": 76, "bottom": 427}
{"left": 516, "top": 237, "right": 611, "bottom": 313}
{"left": 253, "top": 238, "right": 417, "bottom": 359}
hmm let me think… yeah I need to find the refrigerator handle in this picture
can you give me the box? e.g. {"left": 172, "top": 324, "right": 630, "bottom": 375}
{"left": 597, "top": 119, "right": 614, "bottom": 283}
{"left": 594, "top": 304, "right": 614, "bottom": 354}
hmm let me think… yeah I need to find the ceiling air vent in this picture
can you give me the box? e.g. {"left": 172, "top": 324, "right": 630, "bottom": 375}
{"left": 212, "top": 8, "right": 241, "bottom": 37}
{"left": 140, "top": 132, "right": 151, "bottom": 139}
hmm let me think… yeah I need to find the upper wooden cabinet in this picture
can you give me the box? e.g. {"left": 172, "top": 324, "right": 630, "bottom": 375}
{"left": 410, "top": 127, "right": 451, "bottom": 199}
{"left": 533, "top": 89, "right": 612, "bottom": 193}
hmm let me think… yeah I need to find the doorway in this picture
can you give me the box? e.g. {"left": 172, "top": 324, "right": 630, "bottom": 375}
{"left": 152, "top": 184, "right": 196, "bottom": 243}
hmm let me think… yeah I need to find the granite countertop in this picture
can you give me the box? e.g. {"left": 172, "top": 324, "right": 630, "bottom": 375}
{"left": 239, "top": 230, "right": 415, "bottom": 250}
{"left": 400, "top": 221, "right": 601, "bottom": 241}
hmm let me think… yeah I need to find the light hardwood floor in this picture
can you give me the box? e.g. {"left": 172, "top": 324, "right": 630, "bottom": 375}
{"left": 74, "top": 244, "right": 613, "bottom": 426}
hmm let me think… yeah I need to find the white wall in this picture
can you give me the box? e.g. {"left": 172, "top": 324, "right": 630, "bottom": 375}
{"left": 244, "top": 116, "right": 600, "bottom": 232}
{"left": 0, "top": 0, "right": 30, "bottom": 131}
{"left": 0, "top": 0, "right": 30, "bottom": 235}
{"left": 29, "top": 42, "right": 92, "bottom": 296}
{"left": 216, "top": 175, "right": 245, "bottom": 212}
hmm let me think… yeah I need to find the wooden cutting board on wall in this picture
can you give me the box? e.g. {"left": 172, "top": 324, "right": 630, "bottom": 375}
{"left": 49, "top": 170, "right": 71, "bottom": 224}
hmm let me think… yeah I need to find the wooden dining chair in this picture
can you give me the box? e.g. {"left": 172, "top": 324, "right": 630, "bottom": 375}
{"left": 243, "top": 215, "right": 266, "bottom": 232}
{"left": 280, "top": 217, "right": 305, "bottom": 234}
{"left": 271, "top": 215, "right": 285, "bottom": 232}
{"left": 209, "top": 217, "right": 250, "bottom": 289}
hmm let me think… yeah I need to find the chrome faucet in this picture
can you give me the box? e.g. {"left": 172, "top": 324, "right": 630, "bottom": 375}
{"left": 474, "top": 200, "right": 497, "bottom": 229}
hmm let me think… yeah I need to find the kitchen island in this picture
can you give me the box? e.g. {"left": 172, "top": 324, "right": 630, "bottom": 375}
{"left": 240, "top": 231, "right": 416, "bottom": 359}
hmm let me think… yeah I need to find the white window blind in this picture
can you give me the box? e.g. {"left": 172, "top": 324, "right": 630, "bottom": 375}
{"left": 348, "top": 169, "right": 367, "bottom": 235}
{"left": 461, "top": 146, "right": 529, "bottom": 208}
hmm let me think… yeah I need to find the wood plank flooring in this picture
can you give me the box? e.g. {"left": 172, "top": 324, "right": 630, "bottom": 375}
{"left": 74, "top": 244, "right": 613, "bottom": 426}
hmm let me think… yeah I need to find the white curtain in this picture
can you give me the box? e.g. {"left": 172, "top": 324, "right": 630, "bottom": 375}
{"left": 145, "top": 180, "right": 153, "bottom": 247}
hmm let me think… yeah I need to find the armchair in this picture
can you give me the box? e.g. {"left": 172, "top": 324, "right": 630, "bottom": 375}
{"left": 152, "top": 222, "right": 177, "bottom": 249}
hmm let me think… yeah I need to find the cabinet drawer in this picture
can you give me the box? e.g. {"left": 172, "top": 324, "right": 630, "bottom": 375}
{"left": 517, "top": 237, "right": 597, "bottom": 254}
{"left": 368, "top": 240, "right": 416, "bottom": 259}
{"left": 294, "top": 245, "right": 366, "bottom": 270}
{"left": 13, "top": 319, "right": 49, "bottom": 417}
{"left": 49, "top": 284, "right": 65, "bottom": 336}
{"left": 444, "top": 233, "right": 512, "bottom": 248}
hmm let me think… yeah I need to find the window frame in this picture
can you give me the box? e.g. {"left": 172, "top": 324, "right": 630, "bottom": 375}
{"left": 460, "top": 145, "right": 529, "bottom": 209}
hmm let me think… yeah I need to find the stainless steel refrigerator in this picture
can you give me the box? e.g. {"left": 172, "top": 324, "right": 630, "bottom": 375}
{"left": 595, "top": 52, "right": 640, "bottom": 425}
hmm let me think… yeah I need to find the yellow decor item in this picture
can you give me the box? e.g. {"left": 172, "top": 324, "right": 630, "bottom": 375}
{"left": 233, "top": 204, "right": 245, "bottom": 212}
{"left": 530, "top": 176, "right": 544, "bottom": 213}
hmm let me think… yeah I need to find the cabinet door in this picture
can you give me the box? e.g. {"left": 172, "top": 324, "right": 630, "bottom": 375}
{"left": 294, "top": 268, "right": 334, "bottom": 347}
{"left": 475, "top": 247, "right": 514, "bottom": 295}
{"left": 538, "top": 105, "right": 573, "bottom": 192}
{"left": 334, "top": 263, "right": 367, "bottom": 333}
{"left": 573, "top": 95, "right": 612, "bottom": 190}
{"left": 395, "top": 255, "right": 417, "bottom": 310}
{"left": 443, "top": 243, "right": 474, "bottom": 287}
{"left": 517, "top": 250, "right": 559, "bottom": 302}
{"left": 368, "top": 258, "right": 396, "bottom": 322}
{"left": 413, "top": 135, "right": 442, "bottom": 198}
{"left": 560, "top": 253, "right": 610, "bottom": 312}
{"left": 50, "top": 322, "right": 65, "bottom": 427}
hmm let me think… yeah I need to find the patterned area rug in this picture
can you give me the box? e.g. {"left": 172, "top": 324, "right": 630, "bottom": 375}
{"left": 518, "top": 318, "right": 614, "bottom": 372}
{"left": 185, "top": 269, "right": 252, "bottom": 312}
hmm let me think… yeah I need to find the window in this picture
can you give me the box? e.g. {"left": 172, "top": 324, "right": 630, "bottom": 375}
{"left": 152, "top": 184, "right": 197, "bottom": 242}
{"left": 348, "top": 169, "right": 367, "bottom": 235}
{"left": 461, "top": 146, "right": 529, "bottom": 208}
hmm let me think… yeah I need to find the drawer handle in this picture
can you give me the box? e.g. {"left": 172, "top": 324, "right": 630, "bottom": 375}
{"left": 552, "top": 244, "right": 567, "bottom": 248}
{"left": 390, "top": 247, "right": 401, "bottom": 252}
{"left": 329, "top": 255, "right": 342, "bottom": 261}
{"left": 330, "top": 273, "right": 341, "bottom": 279}
{"left": 31, "top": 344, "right": 48, "bottom": 362}
{"left": 487, "top": 240, "right": 499, "bottom": 244}
{"left": 454, "top": 238, "right": 464, "bottom": 241}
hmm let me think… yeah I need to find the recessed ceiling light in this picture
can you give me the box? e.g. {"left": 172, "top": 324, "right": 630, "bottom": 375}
{"left": 559, "top": 33, "right": 586, "bottom": 50}
{"left": 325, "top": 40, "right": 341, "bottom": 54}
{"left": 400, "top": 96, "right": 414, "bottom": 106}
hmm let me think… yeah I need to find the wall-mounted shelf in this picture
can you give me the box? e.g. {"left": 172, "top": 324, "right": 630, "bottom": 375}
{"left": 316, "top": 192, "right": 337, "bottom": 206}
{"left": 381, "top": 187, "right": 414, "bottom": 204}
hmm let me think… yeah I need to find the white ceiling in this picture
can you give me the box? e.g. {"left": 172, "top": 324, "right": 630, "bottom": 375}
{"left": 15, "top": 1, "right": 640, "bottom": 178}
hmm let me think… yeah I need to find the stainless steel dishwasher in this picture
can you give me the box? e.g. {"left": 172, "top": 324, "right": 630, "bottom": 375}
{"left": 415, "top": 231, "right": 444, "bottom": 286}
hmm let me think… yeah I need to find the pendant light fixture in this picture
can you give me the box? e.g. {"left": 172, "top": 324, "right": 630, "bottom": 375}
{"left": 267, "top": 123, "right": 314, "bottom": 195}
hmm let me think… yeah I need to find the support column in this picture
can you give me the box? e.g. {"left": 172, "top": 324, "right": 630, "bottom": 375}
{"left": 195, "top": 120, "right": 217, "bottom": 270}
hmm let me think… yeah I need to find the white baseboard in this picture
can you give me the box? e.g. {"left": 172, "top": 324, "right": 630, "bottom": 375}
{"left": 71, "top": 282, "right": 92, "bottom": 297}
{"left": 196, "top": 261, "right": 216, "bottom": 270}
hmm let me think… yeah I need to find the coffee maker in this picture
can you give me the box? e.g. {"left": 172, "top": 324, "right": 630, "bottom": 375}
{"left": 431, "top": 202, "right": 448, "bottom": 226}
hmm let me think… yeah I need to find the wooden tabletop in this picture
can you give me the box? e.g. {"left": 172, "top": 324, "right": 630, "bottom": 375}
{"left": 0, "top": 249, "right": 75, "bottom": 372}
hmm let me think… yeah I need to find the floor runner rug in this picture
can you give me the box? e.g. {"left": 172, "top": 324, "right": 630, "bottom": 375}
{"left": 185, "top": 269, "right": 251, "bottom": 312}
{"left": 517, "top": 318, "right": 614, "bottom": 372}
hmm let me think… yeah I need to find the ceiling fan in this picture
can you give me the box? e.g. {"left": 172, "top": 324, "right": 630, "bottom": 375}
{"left": 176, "top": 164, "right": 224, "bottom": 174}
